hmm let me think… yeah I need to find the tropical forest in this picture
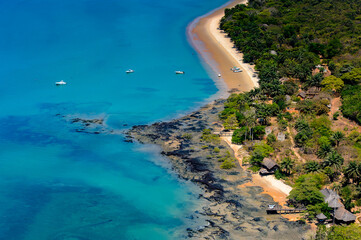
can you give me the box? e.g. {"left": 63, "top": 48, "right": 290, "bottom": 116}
{"left": 218, "top": 0, "right": 361, "bottom": 238}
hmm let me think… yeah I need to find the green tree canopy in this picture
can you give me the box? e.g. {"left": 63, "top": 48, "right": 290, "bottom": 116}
{"left": 341, "top": 68, "right": 361, "bottom": 85}
{"left": 321, "top": 75, "right": 344, "bottom": 93}
{"left": 288, "top": 173, "right": 325, "bottom": 206}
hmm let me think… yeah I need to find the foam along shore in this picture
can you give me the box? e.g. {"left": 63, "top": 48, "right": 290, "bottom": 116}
{"left": 189, "top": 0, "right": 259, "bottom": 93}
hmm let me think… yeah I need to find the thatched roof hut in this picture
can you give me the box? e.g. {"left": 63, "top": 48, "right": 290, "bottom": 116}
{"left": 334, "top": 207, "right": 356, "bottom": 223}
{"left": 316, "top": 213, "right": 327, "bottom": 221}
{"left": 263, "top": 158, "right": 278, "bottom": 170}
{"left": 297, "top": 91, "right": 306, "bottom": 99}
{"left": 260, "top": 158, "right": 279, "bottom": 175}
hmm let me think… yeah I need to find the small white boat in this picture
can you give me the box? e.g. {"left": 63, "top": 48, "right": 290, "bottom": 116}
{"left": 233, "top": 69, "right": 242, "bottom": 73}
{"left": 175, "top": 71, "right": 185, "bottom": 74}
{"left": 55, "top": 80, "right": 66, "bottom": 85}
{"left": 218, "top": 74, "right": 221, "bottom": 77}
{"left": 231, "top": 67, "right": 240, "bottom": 71}
{"left": 126, "top": 69, "right": 134, "bottom": 73}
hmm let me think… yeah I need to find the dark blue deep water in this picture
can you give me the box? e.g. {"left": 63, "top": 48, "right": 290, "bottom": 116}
{"left": 0, "top": 0, "right": 226, "bottom": 239}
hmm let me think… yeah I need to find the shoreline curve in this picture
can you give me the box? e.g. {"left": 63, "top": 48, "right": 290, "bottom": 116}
{"left": 187, "top": 0, "right": 259, "bottom": 93}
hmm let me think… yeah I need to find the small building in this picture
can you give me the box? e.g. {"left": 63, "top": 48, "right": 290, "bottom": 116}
{"left": 316, "top": 213, "right": 327, "bottom": 223}
{"left": 260, "top": 158, "right": 279, "bottom": 175}
{"left": 277, "top": 133, "right": 286, "bottom": 141}
{"left": 306, "top": 87, "right": 320, "bottom": 98}
{"left": 265, "top": 127, "right": 272, "bottom": 136}
{"left": 297, "top": 91, "right": 306, "bottom": 99}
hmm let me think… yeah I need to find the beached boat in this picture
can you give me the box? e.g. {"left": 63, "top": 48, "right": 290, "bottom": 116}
{"left": 55, "top": 80, "right": 66, "bottom": 85}
{"left": 175, "top": 71, "right": 185, "bottom": 74}
{"left": 231, "top": 66, "right": 240, "bottom": 71}
{"left": 233, "top": 69, "right": 242, "bottom": 73}
{"left": 126, "top": 69, "right": 134, "bottom": 73}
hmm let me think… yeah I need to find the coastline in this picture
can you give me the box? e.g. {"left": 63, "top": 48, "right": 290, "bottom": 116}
{"left": 188, "top": 0, "right": 259, "bottom": 93}
{"left": 127, "top": 100, "right": 309, "bottom": 239}
{"left": 189, "top": 0, "right": 297, "bottom": 219}
{"left": 127, "top": 0, "right": 311, "bottom": 238}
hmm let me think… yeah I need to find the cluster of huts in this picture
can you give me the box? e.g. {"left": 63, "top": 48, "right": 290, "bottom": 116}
{"left": 259, "top": 159, "right": 356, "bottom": 224}
{"left": 316, "top": 188, "right": 356, "bottom": 224}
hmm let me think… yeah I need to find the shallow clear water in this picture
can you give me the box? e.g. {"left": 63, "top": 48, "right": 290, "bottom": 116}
{"left": 0, "top": 0, "right": 226, "bottom": 239}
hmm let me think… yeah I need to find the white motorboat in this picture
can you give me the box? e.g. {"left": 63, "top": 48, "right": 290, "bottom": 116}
{"left": 175, "top": 71, "right": 185, "bottom": 74}
{"left": 126, "top": 69, "right": 134, "bottom": 73}
{"left": 55, "top": 80, "right": 66, "bottom": 85}
{"left": 233, "top": 69, "right": 242, "bottom": 73}
{"left": 231, "top": 66, "right": 240, "bottom": 71}
{"left": 218, "top": 74, "right": 221, "bottom": 77}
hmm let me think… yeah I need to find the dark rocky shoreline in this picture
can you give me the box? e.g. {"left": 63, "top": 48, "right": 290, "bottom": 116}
{"left": 126, "top": 99, "right": 310, "bottom": 239}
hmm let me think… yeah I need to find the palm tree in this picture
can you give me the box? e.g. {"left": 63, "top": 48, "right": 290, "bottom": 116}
{"left": 332, "top": 131, "right": 345, "bottom": 147}
{"left": 280, "top": 157, "right": 295, "bottom": 175}
{"left": 344, "top": 161, "right": 359, "bottom": 184}
{"left": 243, "top": 108, "right": 257, "bottom": 141}
{"left": 305, "top": 161, "right": 320, "bottom": 173}
{"left": 317, "top": 143, "right": 332, "bottom": 159}
{"left": 323, "top": 150, "right": 344, "bottom": 172}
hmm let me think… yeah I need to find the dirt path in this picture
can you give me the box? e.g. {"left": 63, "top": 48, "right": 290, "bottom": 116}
{"left": 287, "top": 127, "right": 306, "bottom": 163}
{"left": 330, "top": 97, "right": 361, "bottom": 132}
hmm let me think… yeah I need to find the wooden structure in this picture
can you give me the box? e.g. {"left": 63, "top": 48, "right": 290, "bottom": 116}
{"left": 316, "top": 213, "right": 327, "bottom": 223}
{"left": 219, "top": 131, "right": 233, "bottom": 137}
{"left": 259, "top": 158, "right": 279, "bottom": 175}
{"left": 266, "top": 205, "right": 306, "bottom": 214}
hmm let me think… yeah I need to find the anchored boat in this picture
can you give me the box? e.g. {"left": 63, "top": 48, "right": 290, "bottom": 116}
{"left": 126, "top": 69, "right": 134, "bottom": 73}
{"left": 55, "top": 80, "right": 66, "bottom": 85}
{"left": 175, "top": 71, "right": 185, "bottom": 74}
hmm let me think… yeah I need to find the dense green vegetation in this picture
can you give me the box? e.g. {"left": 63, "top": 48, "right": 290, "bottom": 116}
{"left": 220, "top": 0, "right": 361, "bottom": 123}
{"left": 341, "top": 85, "right": 361, "bottom": 124}
{"left": 217, "top": 0, "right": 361, "bottom": 233}
{"left": 314, "top": 224, "right": 361, "bottom": 240}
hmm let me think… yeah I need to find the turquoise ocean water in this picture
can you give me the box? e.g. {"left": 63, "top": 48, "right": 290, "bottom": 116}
{"left": 0, "top": 0, "right": 227, "bottom": 239}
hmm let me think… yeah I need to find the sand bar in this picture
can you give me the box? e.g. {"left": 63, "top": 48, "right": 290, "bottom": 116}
{"left": 188, "top": 0, "right": 259, "bottom": 93}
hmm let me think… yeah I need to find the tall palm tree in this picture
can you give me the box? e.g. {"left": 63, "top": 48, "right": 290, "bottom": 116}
{"left": 323, "top": 150, "right": 344, "bottom": 172}
{"left": 344, "top": 161, "right": 359, "bottom": 184}
{"left": 305, "top": 161, "right": 320, "bottom": 173}
{"left": 332, "top": 131, "right": 345, "bottom": 147}
{"left": 243, "top": 108, "right": 257, "bottom": 141}
{"left": 280, "top": 157, "right": 295, "bottom": 175}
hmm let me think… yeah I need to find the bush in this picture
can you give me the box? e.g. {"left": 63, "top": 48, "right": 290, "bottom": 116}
{"left": 248, "top": 165, "right": 261, "bottom": 173}
{"left": 213, "top": 147, "right": 220, "bottom": 153}
{"left": 201, "top": 129, "right": 221, "bottom": 144}
{"left": 274, "top": 169, "right": 287, "bottom": 179}
{"left": 220, "top": 158, "right": 236, "bottom": 169}
{"left": 266, "top": 133, "right": 276, "bottom": 145}
{"left": 333, "top": 111, "right": 340, "bottom": 120}
{"left": 182, "top": 133, "right": 192, "bottom": 140}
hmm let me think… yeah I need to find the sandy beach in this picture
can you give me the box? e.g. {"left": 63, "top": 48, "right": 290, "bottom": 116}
{"left": 190, "top": 0, "right": 304, "bottom": 222}
{"left": 188, "top": 0, "right": 259, "bottom": 93}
